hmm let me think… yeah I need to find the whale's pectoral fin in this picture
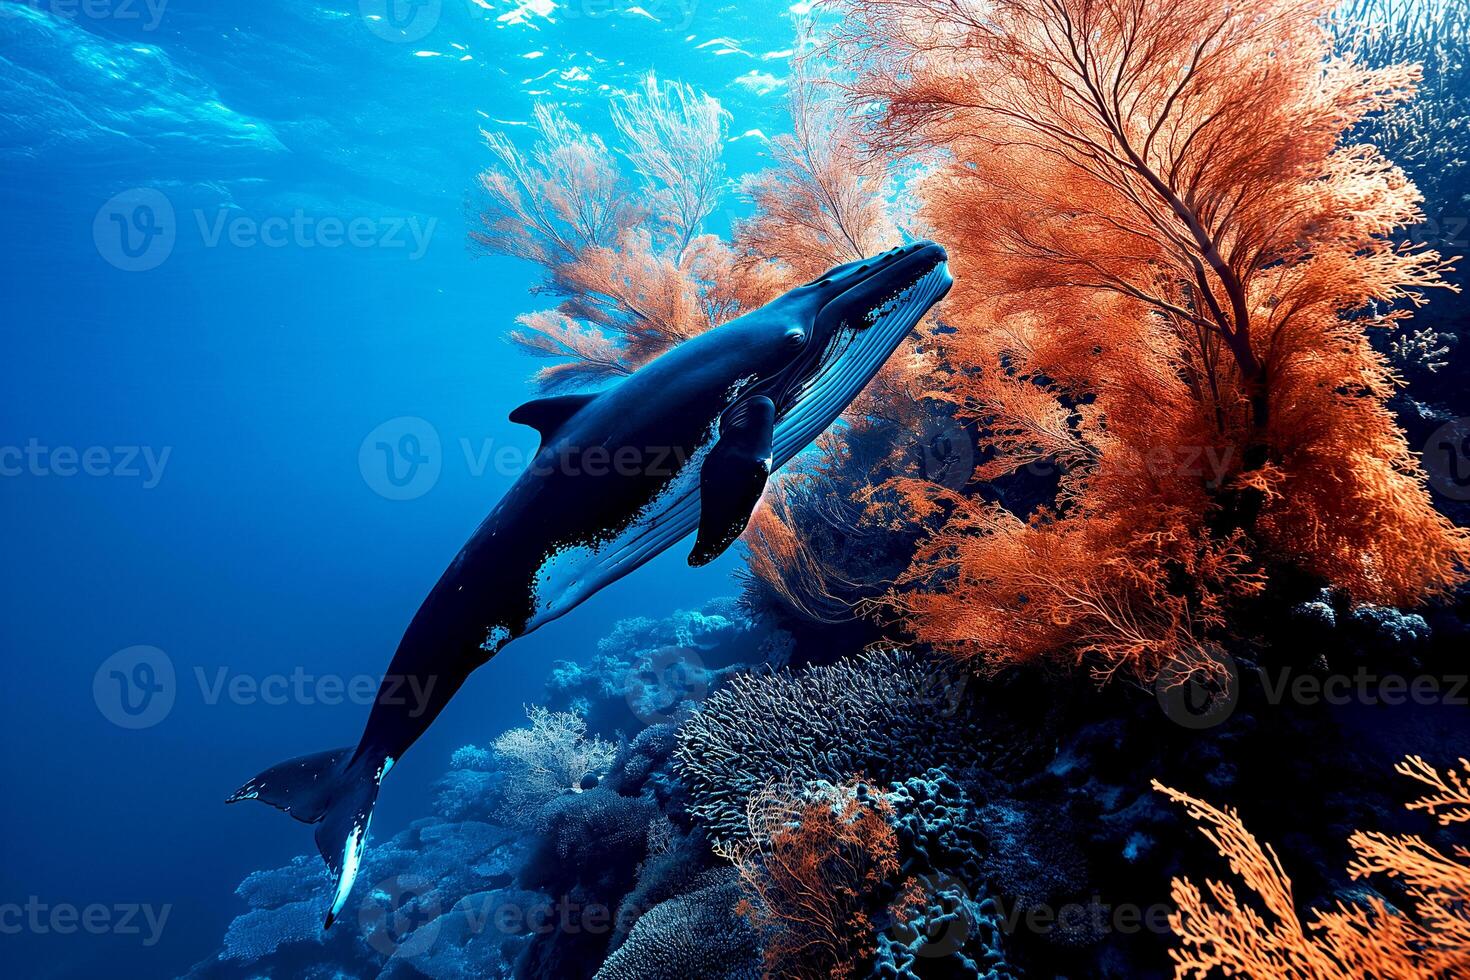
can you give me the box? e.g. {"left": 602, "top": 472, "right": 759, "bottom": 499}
{"left": 690, "top": 396, "right": 775, "bottom": 567}
{"left": 510, "top": 393, "right": 598, "bottom": 448}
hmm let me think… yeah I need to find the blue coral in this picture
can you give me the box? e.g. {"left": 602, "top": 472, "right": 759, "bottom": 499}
{"left": 674, "top": 649, "right": 999, "bottom": 840}
{"left": 593, "top": 870, "right": 761, "bottom": 980}
{"left": 545, "top": 598, "right": 781, "bottom": 735}
{"left": 184, "top": 813, "right": 527, "bottom": 978}
{"left": 874, "top": 770, "right": 1015, "bottom": 979}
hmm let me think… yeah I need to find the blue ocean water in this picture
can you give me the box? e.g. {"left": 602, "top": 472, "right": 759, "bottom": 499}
{"left": 0, "top": 2, "right": 799, "bottom": 975}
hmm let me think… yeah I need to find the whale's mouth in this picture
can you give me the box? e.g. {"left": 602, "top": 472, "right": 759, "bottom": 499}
{"left": 767, "top": 241, "right": 952, "bottom": 466}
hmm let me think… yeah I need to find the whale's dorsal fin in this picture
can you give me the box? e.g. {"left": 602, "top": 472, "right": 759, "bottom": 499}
{"left": 510, "top": 393, "right": 598, "bottom": 444}
{"left": 690, "top": 396, "right": 776, "bottom": 567}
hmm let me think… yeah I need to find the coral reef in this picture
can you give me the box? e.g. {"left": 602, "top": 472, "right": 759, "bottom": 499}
{"left": 722, "top": 777, "right": 923, "bottom": 980}
{"left": 874, "top": 772, "right": 1015, "bottom": 979}
{"left": 1156, "top": 756, "right": 1470, "bottom": 978}
{"left": 593, "top": 870, "right": 762, "bottom": 980}
{"left": 184, "top": 814, "right": 528, "bottom": 979}
{"left": 191, "top": 3, "right": 1470, "bottom": 976}
{"left": 673, "top": 649, "right": 1025, "bottom": 841}
{"left": 492, "top": 705, "right": 618, "bottom": 824}
{"left": 544, "top": 598, "right": 778, "bottom": 736}
{"left": 767, "top": 0, "right": 1470, "bottom": 692}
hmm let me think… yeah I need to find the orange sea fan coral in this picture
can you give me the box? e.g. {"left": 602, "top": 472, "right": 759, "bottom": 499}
{"left": 1154, "top": 756, "right": 1470, "bottom": 979}
{"left": 721, "top": 778, "right": 923, "bottom": 980}
{"left": 828, "top": 0, "right": 1469, "bottom": 683}
{"left": 734, "top": 55, "right": 897, "bottom": 287}
{"left": 473, "top": 75, "right": 758, "bottom": 389}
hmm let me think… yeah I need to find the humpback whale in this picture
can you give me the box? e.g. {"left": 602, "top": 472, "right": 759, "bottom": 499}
{"left": 227, "top": 241, "right": 952, "bottom": 926}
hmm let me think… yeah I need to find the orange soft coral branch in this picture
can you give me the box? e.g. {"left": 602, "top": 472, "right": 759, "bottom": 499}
{"left": 1397, "top": 756, "right": 1470, "bottom": 827}
{"left": 1156, "top": 755, "right": 1470, "bottom": 979}
{"left": 723, "top": 778, "right": 922, "bottom": 980}
{"left": 827, "top": 0, "right": 1468, "bottom": 684}
{"left": 473, "top": 78, "right": 763, "bottom": 389}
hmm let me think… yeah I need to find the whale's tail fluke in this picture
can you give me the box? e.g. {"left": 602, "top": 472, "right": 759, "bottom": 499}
{"left": 227, "top": 746, "right": 391, "bottom": 929}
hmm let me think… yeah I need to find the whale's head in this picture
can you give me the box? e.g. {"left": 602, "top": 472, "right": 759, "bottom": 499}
{"left": 725, "top": 240, "right": 952, "bottom": 465}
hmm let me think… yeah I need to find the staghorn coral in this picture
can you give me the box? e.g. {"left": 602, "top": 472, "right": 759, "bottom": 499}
{"left": 673, "top": 649, "right": 999, "bottom": 841}
{"left": 1155, "top": 755, "right": 1470, "bottom": 979}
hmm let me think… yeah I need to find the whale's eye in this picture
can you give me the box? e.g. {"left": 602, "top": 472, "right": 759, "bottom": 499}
{"left": 785, "top": 327, "right": 807, "bottom": 348}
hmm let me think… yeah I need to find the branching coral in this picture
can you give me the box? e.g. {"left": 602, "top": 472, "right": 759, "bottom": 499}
{"left": 721, "top": 778, "right": 924, "bottom": 980}
{"left": 1399, "top": 755, "right": 1470, "bottom": 826}
{"left": 493, "top": 705, "right": 617, "bottom": 824}
{"left": 609, "top": 73, "right": 729, "bottom": 260}
{"left": 825, "top": 0, "right": 1470, "bottom": 685}
{"left": 1154, "top": 755, "right": 1470, "bottom": 979}
{"left": 733, "top": 55, "right": 897, "bottom": 285}
{"left": 1336, "top": 0, "right": 1470, "bottom": 209}
{"left": 473, "top": 75, "right": 760, "bottom": 390}
{"left": 673, "top": 649, "right": 1002, "bottom": 841}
